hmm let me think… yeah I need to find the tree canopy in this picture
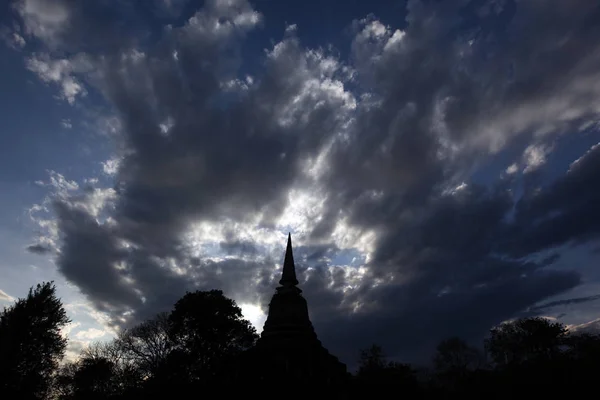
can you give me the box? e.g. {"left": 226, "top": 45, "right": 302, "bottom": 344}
{"left": 0, "top": 282, "right": 70, "bottom": 399}
{"left": 485, "top": 317, "right": 567, "bottom": 366}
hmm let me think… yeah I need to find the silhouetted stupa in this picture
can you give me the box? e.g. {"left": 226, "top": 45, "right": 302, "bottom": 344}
{"left": 259, "top": 233, "right": 321, "bottom": 344}
{"left": 235, "top": 234, "right": 348, "bottom": 391}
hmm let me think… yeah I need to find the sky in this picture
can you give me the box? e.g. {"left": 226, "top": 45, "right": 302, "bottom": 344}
{"left": 1, "top": 0, "right": 600, "bottom": 366}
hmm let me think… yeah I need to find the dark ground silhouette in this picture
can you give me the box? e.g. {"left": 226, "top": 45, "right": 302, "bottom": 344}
{"left": 3, "top": 281, "right": 600, "bottom": 399}
{"left": 2, "top": 238, "right": 600, "bottom": 399}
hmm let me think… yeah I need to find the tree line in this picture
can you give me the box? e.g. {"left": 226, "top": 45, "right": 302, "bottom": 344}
{"left": 2, "top": 282, "right": 600, "bottom": 399}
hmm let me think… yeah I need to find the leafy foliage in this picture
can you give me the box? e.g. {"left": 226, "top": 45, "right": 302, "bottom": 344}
{"left": 0, "top": 282, "right": 70, "bottom": 399}
{"left": 169, "top": 289, "right": 258, "bottom": 356}
{"left": 53, "top": 288, "right": 257, "bottom": 398}
{"left": 485, "top": 317, "right": 567, "bottom": 366}
{"left": 167, "top": 289, "right": 258, "bottom": 380}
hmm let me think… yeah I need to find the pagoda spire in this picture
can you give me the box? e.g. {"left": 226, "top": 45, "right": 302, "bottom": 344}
{"left": 279, "top": 233, "right": 299, "bottom": 288}
{"left": 241, "top": 232, "right": 348, "bottom": 387}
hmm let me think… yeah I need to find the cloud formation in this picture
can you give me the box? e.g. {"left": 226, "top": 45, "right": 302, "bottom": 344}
{"left": 11, "top": 0, "right": 600, "bottom": 365}
{"left": 531, "top": 294, "right": 600, "bottom": 312}
{"left": 0, "top": 289, "right": 14, "bottom": 302}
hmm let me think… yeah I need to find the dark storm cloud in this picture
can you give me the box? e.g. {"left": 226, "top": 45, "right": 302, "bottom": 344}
{"left": 25, "top": 243, "right": 52, "bottom": 254}
{"left": 52, "top": 199, "right": 142, "bottom": 317}
{"left": 19, "top": 0, "right": 353, "bottom": 326}
{"left": 301, "top": 183, "right": 584, "bottom": 364}
{"left": 314, "top": 266, "right": 581, "bottom": 366}
{"left": 319, "top": 0, "right": 600, "bottom": 240}
{"left": 15, "top": 0, "right": 600, "bottom": 364}
{"left": 51, "top": 186, "right": 276, "bottom": 327}
{"left": 14, "top": 0, "right": 175, "bottom": 52}
{"left": 299, "top": 0, "right": 600, "bottom": 362}
{"left": 103, "top": 33, "right": 348, "bottom": 243}
{"left": 504, "top": 142, "right": 600, "bottom": 256}
{"left": 92, "top": 7, "right": 351, "bottom": 322}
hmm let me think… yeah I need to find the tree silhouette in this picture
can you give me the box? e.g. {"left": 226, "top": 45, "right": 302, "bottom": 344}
{"left": 430, "top": 337, "right": 488, "bottom": 398}
{"left": 167, "top": 289, "right": 258, "bottom": 381}
{"left": 55, "top": 340, "right": 145, "bottom": 400}
{"left": 53, "top": 362, "right": 79, "bottom": 399}
{"left": 7, "top": 279, "right": 600, "bottom": 400}
{"left": 433, "top": 337, "right": 483, "bottom": 373}
{"left": 485, "top": 317, "right": 567, "bottom": 366}
{"left": 357, "top": 344, "right": 388, "bottom": 375}
{"left": 71, "top": 357, "right": 118, "bottom": 399}
{"left": 15, "top": 279, "right": 600, "bottom": 400}
{"left": 52, "top": 289, "right": 260, "bottom": 398}
{"left": 566, "top": 332, "right": 600, "bottom": 361}
{"left": 0, "top": 282, "right": 70, "bottom": 399}
{"left": 355, "top": 344, "right": 419, "bottom": 395}
{"left": 117, "top": 312, "right": 172, "bottom": 378}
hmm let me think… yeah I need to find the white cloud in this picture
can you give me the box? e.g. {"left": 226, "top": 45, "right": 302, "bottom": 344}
{"left": 0, "top": 28, "right": 27, "bottom": 49}
{"left": 8, "top": 32, "right": 26, "bottom": 49}
{"left": 101, "top": 158, "right": 120, "bottom": 176}
{"left": 26, "top": 55, "right": 67, "bottom": 81}
{"left": 0, "top": 289, "right": 14, "bottom": 302}
{"left": 60, "top": 118, "right": 72, "bottom": 129}
{"left": 183, "top": 0, "right": 261, "bottom": 42}
{"left": 276, "top": 188, "right": 326, "bottom": 235}
{"left": 265, "top": 40, "right": 356, "bottom": 128}
{"left": 567, "top": 317, "right": 600, "bottom": 334}
{"left": 506, "top": 163, "right": 519, "bottom": 175}
{"left": 48, "top": 170, "right": 79, "bottom": 192}
{"left": 220, "top": 78, "right": 250, "bottom": 92}
{"left": 13, "top": 32, "right": 26, "bottom": 48}
{"left": 61, "top": 321, "right": 81, "bottom": 337}
{"left": 27, "top": 197, "right": 59, "bottom": 253}
{"left": 15, "top": 0, "right": 70, "bottom": 47}
{"left": 74, "top": 327, "right": 107, "bottom": 340}
{"left": 61, "top": 320, "right": 111, "bottom": 361}
{"left": 232, "top": 9, "right": 261, "bottom": 28}
{"left": 523, "top": 143, "right": 553, "bottom": 173}
{"left": 569, "top": 142, "right": 600, "bottom": 173}
{"left": 28, "top": 171, "right": 118, "bottom": 255}
{"left": 383, "top": 29, "right": 405, "bottom": 51}
{"left": 57, "top": 179, "right": 116, "bottom": 217}
{"left": 26, "top": 54, "right": 86, "bottom": 104}
{"left": 444, "top": 181, "right": 468, "bottom": 196}
{"left": 361, "top": 20, "right": 388, "bottom": 39}
{"left": 60, "top": 77, "right": 84, "bottom": 104}
{"left": 331, "top": 221, "right": 377, "bottom": 264}
{"left": 64, "top": 302, "right": 116, "bottom": 331}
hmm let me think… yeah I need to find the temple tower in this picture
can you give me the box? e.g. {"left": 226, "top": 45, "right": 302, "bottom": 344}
{"left": 259, "top": 233, "right": 320, "bottom": 344}
{"left": 237, "top": 234, "right": 348, "bottom": 391}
